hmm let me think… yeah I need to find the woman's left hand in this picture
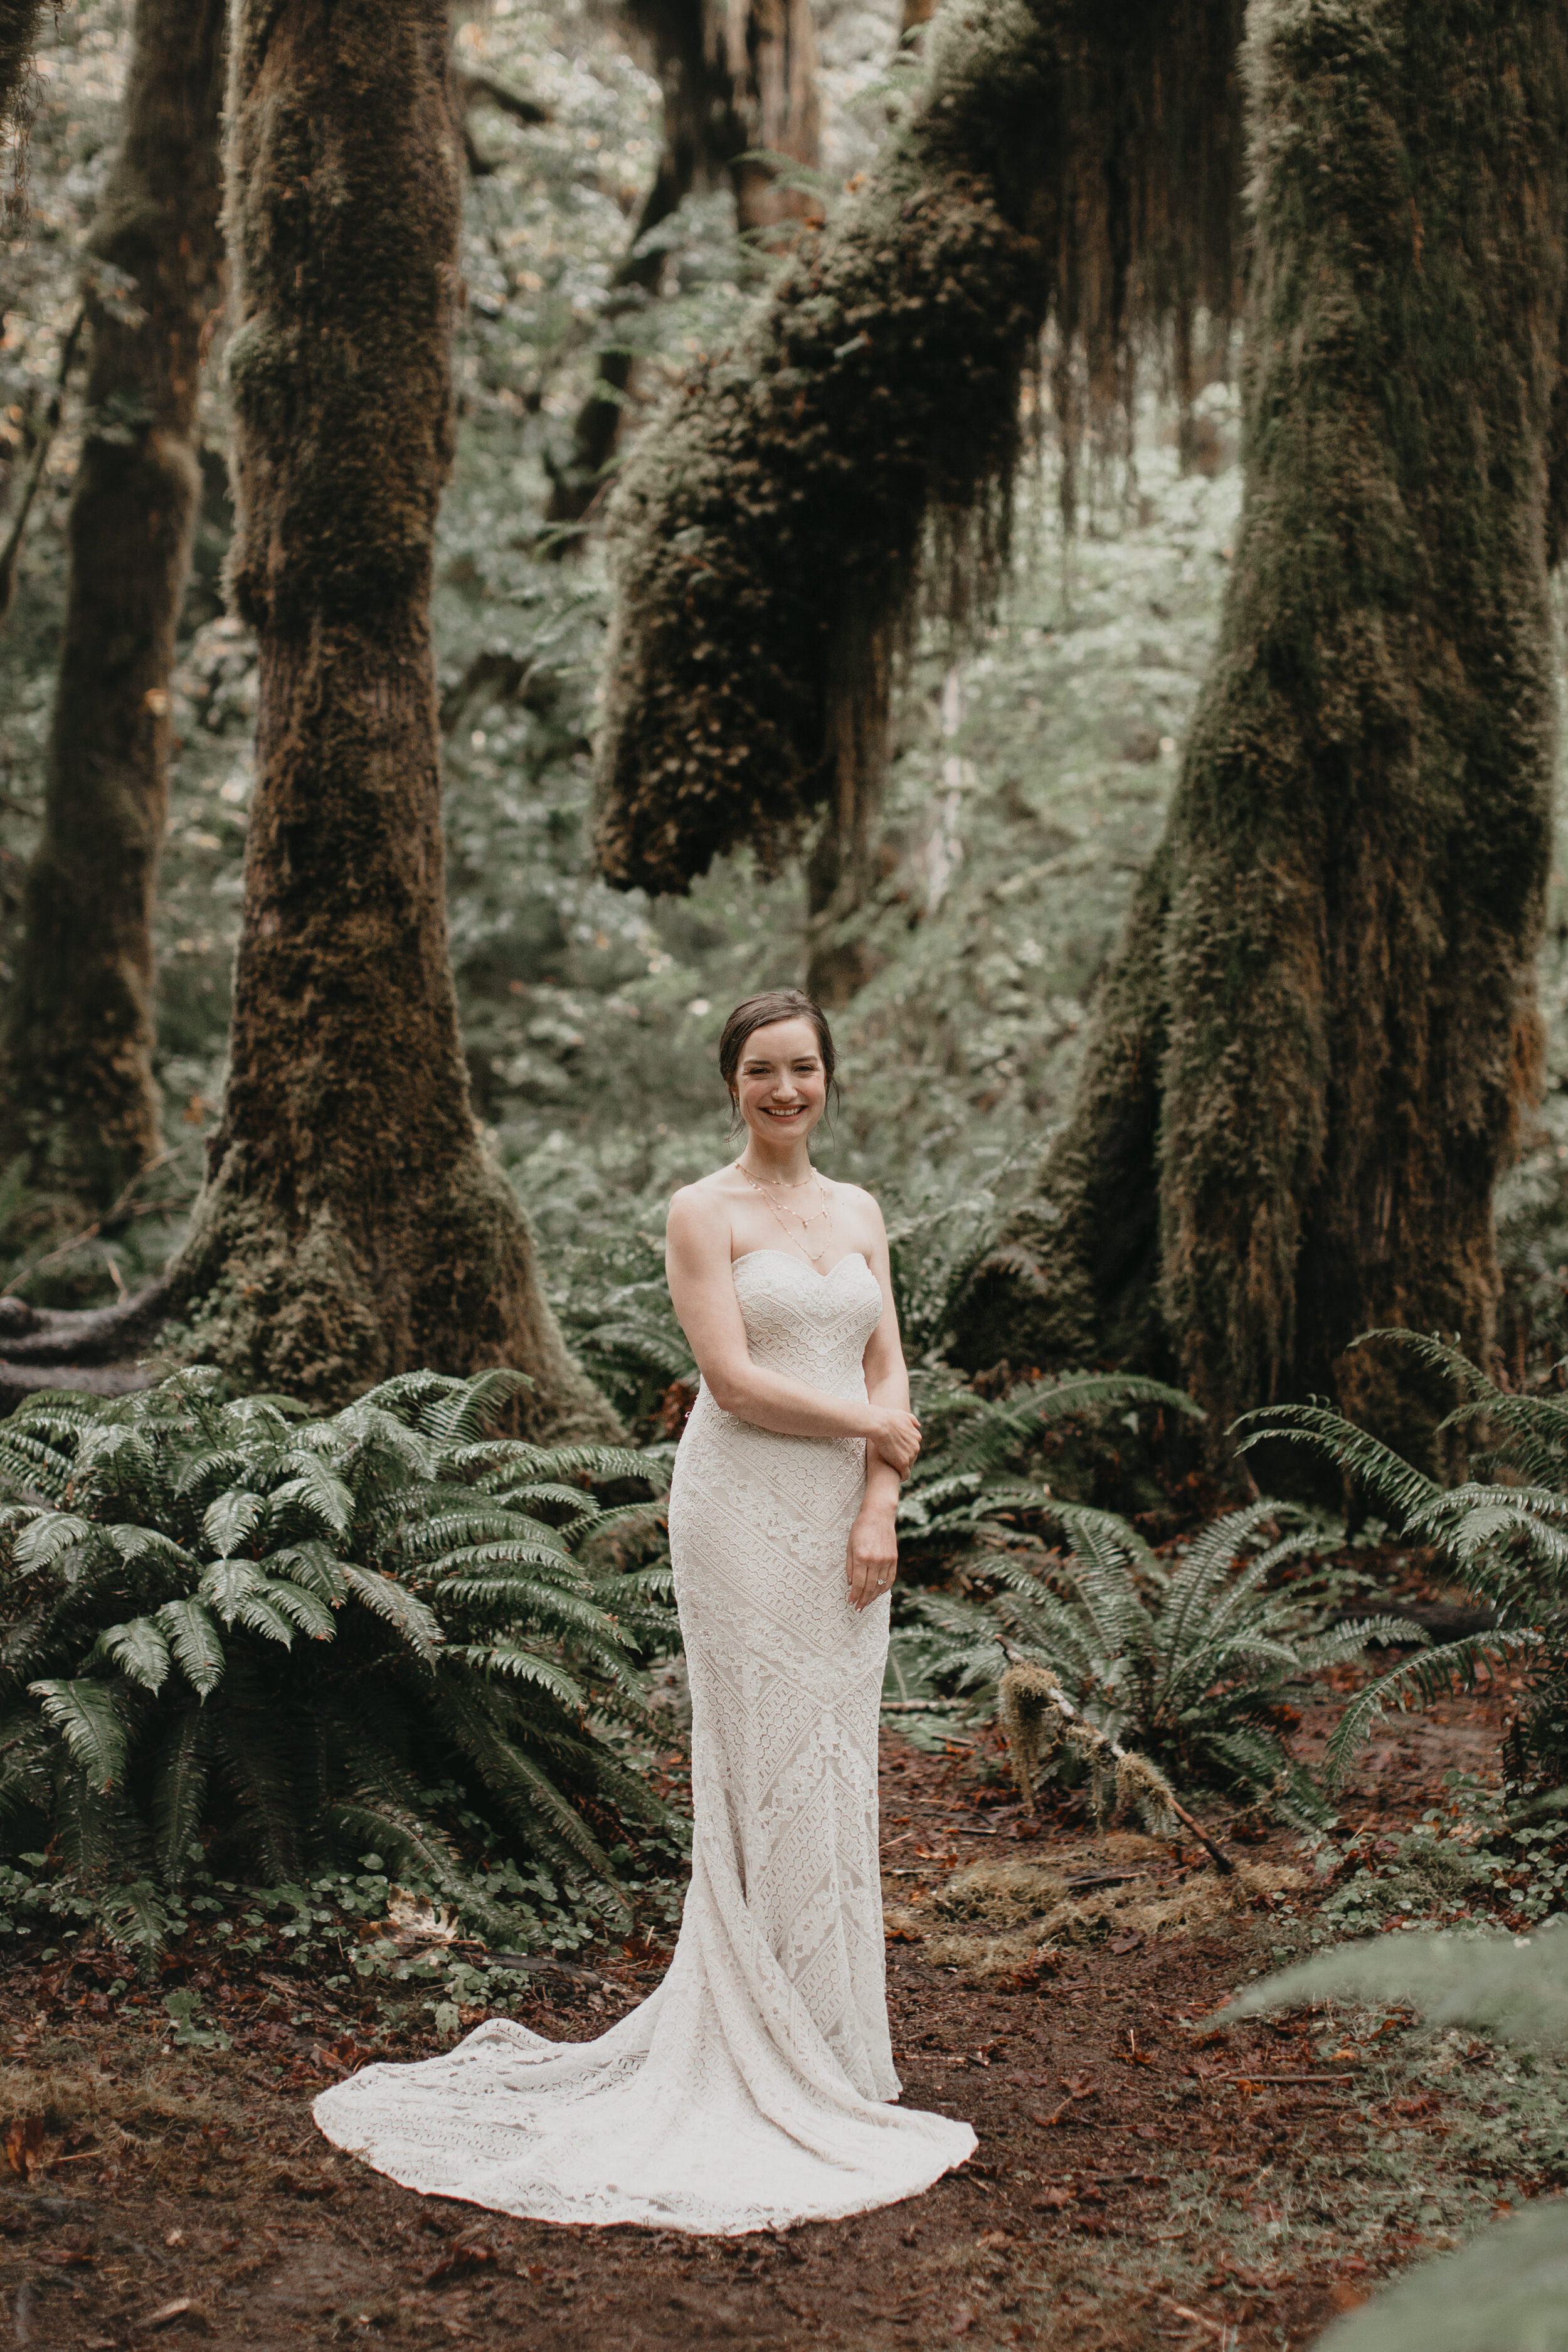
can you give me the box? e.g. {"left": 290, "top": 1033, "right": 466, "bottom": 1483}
{"left": 847, "top": 1508, "right": 898, "bottom": 1612}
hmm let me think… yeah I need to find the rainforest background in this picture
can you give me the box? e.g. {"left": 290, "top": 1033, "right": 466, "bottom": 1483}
{"left": 3, "top": 4, "right": 1568, "bottom": 2346}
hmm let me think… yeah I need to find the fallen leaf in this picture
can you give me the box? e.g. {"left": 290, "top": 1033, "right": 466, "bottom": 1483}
{"left": 1032, "top": 2186, "right": 1074, "bottom": 2209}
{"left": 950, "top": 2304, "right": 975, "bottom": 2337}
{"left": 134, "top": 2299, "right": 209, "bottom": 2335}
{"left": 424, "top": 2243, "right": 500, "bottom": 2287}
{"left": 4, "top": 2114, "right": 44, "bottom": 2180}
{"left": 268, "top": 2169, "right": 339, "bottom": 2200}
{"left": 1110, "top": 1934, "right": 1143, "bottom": 1954}
{"left": 33, "top": 2248, "right": 93, "bottom": 2267}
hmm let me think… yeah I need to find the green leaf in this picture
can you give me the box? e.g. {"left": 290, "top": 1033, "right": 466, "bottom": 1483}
{"left": 1309, "top": 2200, "right": 1568, "bottom": 2352}
{"left": 271, "top": 1456, "right": 354, "bottom": 1534}
{"left": 339, "top": 1565, "right": 443, "bottom": 1656}
{"left": 28, "top": 1679, "right": 128, "bottom": 1793}
{"left": 199, "top": 1558, "right": 266, "bottom": 1624}
{"left": 1223, "top": 1927, "right": 1568, "bottom": 2051}
{"left": 460, "top": 1647, "right": 586, "bottom": 1707}
{"left": 156, "top": 1597, "right": 226, "bottom": 1697}
{"left": 151, "top": 1712, "right": 208, "bottom": 1887}
{"left": 12, "top": 1513, "right": 93, "bottom": 1573}
{"left": 98, "top": 1878, "right": 175, "bottom": 1957}
{"left": 97, "top": 1616, "right": 172, "bottom": 1694}
{"left": 203, "top": 1487, "right": 268, "bottom": 1559}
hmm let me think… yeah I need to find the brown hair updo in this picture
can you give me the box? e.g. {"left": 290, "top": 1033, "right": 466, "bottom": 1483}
{"left": 717, "top": 990, "right": 839, "bottom": 1130}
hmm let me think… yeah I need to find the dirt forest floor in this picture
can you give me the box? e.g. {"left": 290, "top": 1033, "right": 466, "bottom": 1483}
{"left": 0, "top": 1664, "right": 1553, "bottom": 2352}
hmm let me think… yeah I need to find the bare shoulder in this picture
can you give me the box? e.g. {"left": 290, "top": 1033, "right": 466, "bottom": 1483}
{"left": 667, "top": 1166, "right": 743, "bottom": 1237}
{"left": 825, "top": 1177, "right": 887, "bottom": 1227}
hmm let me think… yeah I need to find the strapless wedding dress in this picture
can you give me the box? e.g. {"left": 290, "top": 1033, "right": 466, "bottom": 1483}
{"left": 313, "top": 1248, "right": 976, "bottom": 2234}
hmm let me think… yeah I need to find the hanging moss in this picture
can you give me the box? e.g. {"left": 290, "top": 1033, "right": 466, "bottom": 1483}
{"left": 158, "top": 0, "right": 614, "bottom": 1438}
{"left": 594, "top": 0, "right": 1245, "bottom": 899}
{"left": 1002, "top": 0, "right": 1568, "bottom": 1465}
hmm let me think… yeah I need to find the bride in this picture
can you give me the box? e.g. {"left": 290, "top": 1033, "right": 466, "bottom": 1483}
{"left": 314, "top": 988, "right": 977, "bottom": 2233}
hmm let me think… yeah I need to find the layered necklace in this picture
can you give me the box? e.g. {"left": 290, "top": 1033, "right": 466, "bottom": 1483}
{"left": 736, "top": 1157, "right": 834, "bottom": 1267}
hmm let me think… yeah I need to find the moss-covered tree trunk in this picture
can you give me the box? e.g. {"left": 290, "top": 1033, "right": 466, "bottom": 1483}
{"left": 1008, "top": 0, "right": 1568, "bottom": 1458}
{"left": 0, "top": 0, "right": 225, "bottom": 1212}
{"left": 167, "top": 0, "right": 613, "bottom": 1435}
{"left": 0, "top": 0, "right": 45, "bottom": 221}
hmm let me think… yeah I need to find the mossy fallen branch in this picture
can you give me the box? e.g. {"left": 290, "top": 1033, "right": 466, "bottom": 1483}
{"left": 999, "top": 1660, "right": 1234, "bottom": 1873}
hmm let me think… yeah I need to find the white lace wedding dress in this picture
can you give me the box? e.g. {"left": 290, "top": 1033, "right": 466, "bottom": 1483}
{"left": 314, "top": 1247, "right": 977, "bottom": 2234}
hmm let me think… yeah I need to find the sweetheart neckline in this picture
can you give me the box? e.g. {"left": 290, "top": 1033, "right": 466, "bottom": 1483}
{"left": 731, "top": 1247, "right": 873, "bottom": 1284}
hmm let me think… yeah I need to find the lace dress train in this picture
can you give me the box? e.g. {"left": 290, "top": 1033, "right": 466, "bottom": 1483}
{"left": 314, "top": 1248, "right": 976, "bottom": 2234}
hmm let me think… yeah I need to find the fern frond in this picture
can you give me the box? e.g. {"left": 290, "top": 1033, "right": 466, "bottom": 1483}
{"left": 151, "top": 1710, "right": 208, "bottom": 1887}
{"left": 1233, "top": 1402, "right": 1441, "bottom": 1525}
{"left": 1323, "top": 1631, "right": 1542, "bottom": 1784}
{"left": 30, "top": 1679, "right": 129, "bottom": 1793}
{"left": 156, "top": 1597, "right": 226, "bottom": 1697}
{"left": 92, "top": 1616, "right": 172, "bottom": 1695}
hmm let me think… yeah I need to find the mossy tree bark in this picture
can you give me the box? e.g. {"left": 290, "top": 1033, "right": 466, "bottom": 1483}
{"left": 0, "top": 0, "right": 45, "bottom": 221}
{"left": 0, "top": 0, "right": 225, "bottom": 1212}
{"left": 1002, "top": 0, "right": 1568, "bottom": 1459}
{"left": 166, "top": 0, "right": 613, "bottom": 1434}
{"left": 593, "top": 0, "right": 1242, "bottom": 918}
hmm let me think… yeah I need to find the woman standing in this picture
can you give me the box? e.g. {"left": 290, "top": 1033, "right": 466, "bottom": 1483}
{"left": 315, "top": 990, "right": 977, "bottom": 2231}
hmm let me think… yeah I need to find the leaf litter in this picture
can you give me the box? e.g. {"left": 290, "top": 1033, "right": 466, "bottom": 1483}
{"left": 0, "top": 1641, "right": 1559, "bottom": 2347}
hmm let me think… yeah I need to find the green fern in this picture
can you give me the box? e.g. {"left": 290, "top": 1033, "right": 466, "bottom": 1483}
{"left": 0, "top": 1365, "right": 679, "bottom": 1952}
{"left": 899, "top": 1495, "right": 1419, "bottom": 1822}
{"left": 1237, "top": 1332, "right": 1568, "bottom": 1789}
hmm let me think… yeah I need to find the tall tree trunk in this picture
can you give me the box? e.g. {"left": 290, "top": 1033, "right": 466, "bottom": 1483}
{"left": 165, "top": 0, "right": 614, "bottom": 1435}
{"left": 1000, "top": 0, "right": 1568, "bottom": 1463}
{"left": 0, "top": 0, "right": 226, "bottom": 1211}
{"left": 545, "top": 0, "right": 721, "bottom": 533}
{"left": 717, "top": 0, "right": 820, "bottom": 242}
{"left": 0, "top": 0, "right": 45, "bottom": 223}
{"left": 546, "top": 0, "right": 821, "bottom": 535}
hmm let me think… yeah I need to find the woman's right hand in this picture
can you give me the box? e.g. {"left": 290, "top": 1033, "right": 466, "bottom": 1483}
{"left": 866, "top": 1406, "right": 921, "bottom": 1477}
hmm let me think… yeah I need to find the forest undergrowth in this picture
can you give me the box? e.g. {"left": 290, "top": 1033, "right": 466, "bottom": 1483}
{"left": 0, "top": 1653, "right": 1558, "bottom": 2351}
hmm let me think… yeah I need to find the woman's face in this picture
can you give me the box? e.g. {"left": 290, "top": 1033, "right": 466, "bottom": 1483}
{"left": 733, "top": 1018, "right": 828, "bottom": 1148}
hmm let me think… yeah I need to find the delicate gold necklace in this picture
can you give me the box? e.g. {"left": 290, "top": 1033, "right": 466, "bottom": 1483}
{"left": 736, "top": 1160, "right": 834, "bottom": 1266}
{"left": 736, "top": 1157, "right": 818, "bottom": 1189}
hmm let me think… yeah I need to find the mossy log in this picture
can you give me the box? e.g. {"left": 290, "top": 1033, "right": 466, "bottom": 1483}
{"left": 593, "top": 0, "right": 1243, "bottom": 914}
{"left": 152, "top": 0, "right": 613, "bottom": 1436}
{"left": 997, "top": 0, "right": 1568, "bottom": 1462}
{"left": 0, "top": 0, "right": 226, "bottom": 1213}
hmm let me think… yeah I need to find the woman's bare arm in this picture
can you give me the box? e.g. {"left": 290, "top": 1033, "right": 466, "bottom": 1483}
{"left": 665, "top": 1187, "right": 921, "bottom": 1470}
{"left": 847, "top": 1204, "right": 910, "bottom": 1608}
